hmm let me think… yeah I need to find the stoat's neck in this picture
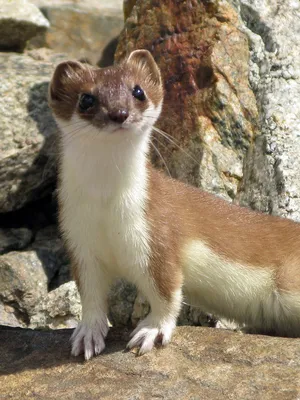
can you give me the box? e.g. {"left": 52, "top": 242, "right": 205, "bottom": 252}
{"left": 59, "top": 122, "right": 151, "bottom": 203}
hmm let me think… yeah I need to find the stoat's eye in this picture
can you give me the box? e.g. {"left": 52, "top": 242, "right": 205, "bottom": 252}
{"left": 79, "top": 93, "right": 96, "bottom": 111}
{"left": 132, "top": 85, "right": 146, "bottom": 101}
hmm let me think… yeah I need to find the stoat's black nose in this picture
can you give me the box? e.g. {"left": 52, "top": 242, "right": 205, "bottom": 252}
{"left": 108, "top": 109, "right": 129, "bottom": 123}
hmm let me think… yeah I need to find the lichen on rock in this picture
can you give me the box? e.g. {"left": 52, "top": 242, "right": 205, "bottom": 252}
{"left": 116, "top": 0, "right": 258, "bottom": 201}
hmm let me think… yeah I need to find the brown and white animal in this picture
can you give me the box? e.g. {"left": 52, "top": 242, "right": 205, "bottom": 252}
{"left": 49, "top": 49, "right": 300, "bottom": 360}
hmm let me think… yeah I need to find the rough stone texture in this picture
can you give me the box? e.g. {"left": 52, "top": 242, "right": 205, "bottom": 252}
{"left": 31, "top": 0, "right": 123, "bottom": 9}
{"left": 1, "top": 326, "right": 300, "bottom": 399}
{"left": 29, "top": 2, "right": 124, "bottom": 66}
{"left": 108, "top": 280, "right": 137, "bottom": 327}
{"left": 0, "top": 50, "right": 67, "bottom": 213}
{"left": 227, "top": 1, "right": 300, "bottom": 221}
{"left": 124, "top": 0, "right": 136, "bottom": 20}
{"left": 0, "top": 227, "right": 33, "bottom": 254}
{"left": 116, "top": 0, "right": 258, "bottom": 201}
{"left": 30, "top": 281, "right": 81, "bottom": 329}
{"left": 31, "top": 225, "right": 70, "bottom": 285}
{"left": 0, "top": 251, "right": 48, "bottom": 327}
{"left": 0, "top": 0, "right": 49, "bottom": 51}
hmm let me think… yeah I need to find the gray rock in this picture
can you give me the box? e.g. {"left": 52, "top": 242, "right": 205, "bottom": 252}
{"left": 31, "top": 0, "right": 123, "bottom": 9}
{"left": 31, "top": 225, "right": 70, "bottom": 285}
{"left": 0, "top": 302, "right": 22, "bottom": 327}
{"left": 30, "top": 281, "right": 81, "bottom": 329}
{"left": 229, "top": 0, "right": 300, "bottom": 220}
{"left": 108, "top": 280, "right": 137, "bottom": 327}
{"left": 0, "top": 228, "right": 33, "bottom": 254}
{"left": 29, "top": 2, "right": 124, "bottom": 66}
{"left": 0, "top": 50, "right": 67, "bottom": 213}
{"left": 0, "top": 251, "right": 48, "bottom": 327}
{"left": 131, "top": 291, "right": 150, "bottom": 326}
{"left": 0, "top": 0, "right": 49, "bottom": 51}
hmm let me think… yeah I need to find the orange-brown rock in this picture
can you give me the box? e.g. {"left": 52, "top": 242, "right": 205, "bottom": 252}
{"left": 1, "top": 326, "right": 299, "bottom": 399}
{"left": 123, "top": 0, "right": 137, "bottom": 20}
{"left": 116, "top": 0, "right": 258, "bottom": 200}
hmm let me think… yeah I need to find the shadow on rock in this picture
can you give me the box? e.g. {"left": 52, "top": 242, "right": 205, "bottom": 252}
{"left": 97, "top": 36, "right": 119, "bottom": 67}
{"left": 0, "top": 326, "right": 129, "bottom": 375}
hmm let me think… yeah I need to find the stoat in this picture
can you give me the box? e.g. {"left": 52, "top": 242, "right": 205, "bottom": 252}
{"left": 49, "top": 49, "right": 300, "bottom": 360}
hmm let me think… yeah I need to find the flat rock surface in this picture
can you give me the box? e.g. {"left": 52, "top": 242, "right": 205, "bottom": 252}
{"left": 1, "top": 326, "right": 299, "bottom": 399}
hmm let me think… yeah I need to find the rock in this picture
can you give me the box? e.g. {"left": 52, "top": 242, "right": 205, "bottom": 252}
{"left": 0, "top": 0, "right": 49, "bottom": 51}
{"left": 0, "top": 227, "right": 33, "bottom": 254}
{"left": 124, "top": 0, "right": 136, "bottom": 20}
{"left": 131, "top": 291, "right": 150, "bottom": 326}
{"left": 108, "top": 280, "right": 137, "bottom": 327}
{"left": 0, "top": 251, "right": 48, "bottom": 327}
{"left": 116, "top": 0, "right": 258, "bottom": 201}
{"left": 1, "top": 326, "right": 299, "bottom": 399}
{"left": 29, "top": 2, "right": 124, "bottom": 66}
{"left": 0, "top": 50, "right": 67, "bottom": 213}
{"left": 31, "top": 225, "right": 70, "bottom": 285}
{"left": 0, "top": 225, "right": 71, "bottom": 329}
{"left": 229, "top": 1, "right": 300, "bottom": 220}
{"left": 31, "top": 0, "right": 123, "bottom": 8}
{"left": 30, "top": 281, "right": 81, "bottom": 329}
{"left": 0, "top": 303, "right": 22, "bottom": 327}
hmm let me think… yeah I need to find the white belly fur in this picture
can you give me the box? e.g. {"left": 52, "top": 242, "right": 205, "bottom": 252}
{"left": 182, "top": 240, "right": 300, "bottom": 335}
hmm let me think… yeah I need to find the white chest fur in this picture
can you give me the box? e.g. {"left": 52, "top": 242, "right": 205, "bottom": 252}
{"left": 58, "top": 116, "right": 151, "bottom": 282}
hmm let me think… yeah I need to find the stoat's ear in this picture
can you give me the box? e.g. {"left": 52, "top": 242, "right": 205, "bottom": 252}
{"left": 49, "top": 60, "right": 85, "bottom": 102}
{"left": 127, "top": 49, "right": 162, "bottom": 86}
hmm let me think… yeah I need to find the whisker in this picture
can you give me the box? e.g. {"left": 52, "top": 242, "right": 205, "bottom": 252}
{"left": 150, "top": 140, "right": 172, "bottom": 179}
{"left": 151, "top": 134, "right": 173, "bottom": 156}
{"left": 150, "top": 140, "right": 177, "bottom": 195}
{"left": 151, "top": 125, "right": 200, "bottom": 166}
{"left": 112, "top": 149, "right": 122, "bottom": 177}
{"left": 53, "top": 120, "right": 90, "bottom": 130}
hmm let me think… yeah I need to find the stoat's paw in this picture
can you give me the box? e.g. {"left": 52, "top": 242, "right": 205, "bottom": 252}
{"left": 127, "top": 316, "right": 175, "bottom": 355}
{"left": 71, "top": 318, "right": 109, "bottom": 360}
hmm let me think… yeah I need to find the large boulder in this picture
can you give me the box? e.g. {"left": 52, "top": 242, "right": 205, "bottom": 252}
{"left": 0, "top": 0, "right": 49, "bottom": 51}
{"left": 1, "top": 326, "right": 299, "bottom": 399}
{"left": 29, "top": 1, "right": 124, "bottom": 66}
{"left": 0, "top": 225, "right": 70, "bottom": 328}
{"left": 0, "top": 50, "right": 66, "bottom": 213}
{"left": 0, "top": 251, "right": 48, "bottom": 327}
{"left": 115, "top": 0, "right": 258, "bottom": 201}
{"left": 230, "top": 0, "right": 300, "bottom": 220}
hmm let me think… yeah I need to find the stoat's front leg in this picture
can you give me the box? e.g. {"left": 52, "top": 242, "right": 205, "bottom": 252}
{"left": 127, "top": 276, "right": 183, "bottom": 355}
{"left": 71, "top": 259, "right": 112, "bottom": 360}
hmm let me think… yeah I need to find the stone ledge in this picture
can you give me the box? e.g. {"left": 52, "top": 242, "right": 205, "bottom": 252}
{"left": 1, "top": 326, "right": 299, "bottom": 399}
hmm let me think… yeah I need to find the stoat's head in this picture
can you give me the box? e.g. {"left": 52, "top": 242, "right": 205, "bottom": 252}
{"left": 49, "top": 50, "right": 163, "bottom": 141}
